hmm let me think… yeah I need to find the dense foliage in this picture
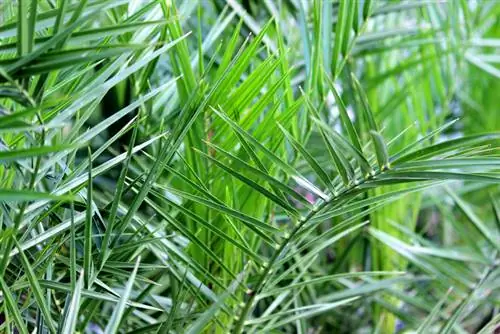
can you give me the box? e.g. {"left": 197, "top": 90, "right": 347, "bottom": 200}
{"left": 0, "top": 0, "right": 499, "bottom": 333}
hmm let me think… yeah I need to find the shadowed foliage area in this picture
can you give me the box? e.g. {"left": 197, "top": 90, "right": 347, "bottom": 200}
{"left": 0, "top": 0, "right": 499, "bottom": 333}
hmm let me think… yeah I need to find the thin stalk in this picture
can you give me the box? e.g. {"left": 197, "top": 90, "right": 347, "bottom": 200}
{"left": 233, "top": 170, "right": 382, "bottom": 333}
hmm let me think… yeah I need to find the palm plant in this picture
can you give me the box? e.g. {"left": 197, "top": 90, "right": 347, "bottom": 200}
{"left": 0, "top": 0, "right": 499, "bottom": 333}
